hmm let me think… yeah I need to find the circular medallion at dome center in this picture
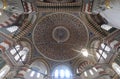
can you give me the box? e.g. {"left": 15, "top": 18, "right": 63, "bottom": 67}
{"left": 33, "top": 13, "right": 89, "bottom": 61}
{"left": 52, "top": 26, "right": 70, "bottom": 43}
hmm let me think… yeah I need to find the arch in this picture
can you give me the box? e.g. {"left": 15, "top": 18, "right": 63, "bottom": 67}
{"left": 52, "top": 65, "right": 73, "bottom": 79}
{"left": 10, "top": 45, "right": 30, "bottom": 62}
{"left": 89, "top": 38, "right": 102, "bottom": 62}
{"left": 112, "top": 62, "right": 120, "bottom": 76}
{"left": 0, "top": 13, "right": 19, "bottom": 28}
{"left": 0, "top": 65, "right": 10, "bottom": 79}
{"left": 24, "top": 59, "right": 49, "bottom": 79}
{"left": 9, "top": 39, "right": 32, "bottom": 65}
{"left": 89, "top": 38, "right": 112, "bottom": 63}
{"left": 6, "top": 25, "right": 19, "bottom": 33}
{"left": 101, "top": 24, "right": 112, "bottom": 31}
{"left": 80, "top": 66, "right": 98, "bottom": 79}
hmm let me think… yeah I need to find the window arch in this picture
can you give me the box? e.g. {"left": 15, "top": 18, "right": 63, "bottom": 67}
{"left": 10, "top": 45, "right": 30, "bottom": 63}
{"left": 24, "top": 59, "right": 49, "bottom": 79}
{"left": 112, "top": 62, "right": 120, "bottom": 76}
{"left": 96, "top": 43, "right": 111, "bottom": 62}
{"left": 101, "top": 24, "right": 112, "bottom": 31}
{"left": 0, "top": 65, "right": 10, "bottom": 79}
{"left": 80, "top": 66, "right": 98, "bottom": 79}
{"left": 6, "top": 25, "right": 18, "bottom": 33}
{"left": 52, "top": 65, "right": 72, "bottom": 79}
{"left": 10, "top": 45, "right": 20, "bottom": 55}
{"left": 18, "top": 47, "right": 29, "bottom": 61}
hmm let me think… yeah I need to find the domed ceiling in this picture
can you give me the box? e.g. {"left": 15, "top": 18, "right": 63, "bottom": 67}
{"left": 0, "top": 0, "right": 120, "bottom": 79}
{"left": 33, "top": 13, "right": 89, "bottom": 61}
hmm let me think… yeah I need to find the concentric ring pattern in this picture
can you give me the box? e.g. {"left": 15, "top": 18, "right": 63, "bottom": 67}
{"left": 33, "top": 13, "right": 89, "bottom": 61}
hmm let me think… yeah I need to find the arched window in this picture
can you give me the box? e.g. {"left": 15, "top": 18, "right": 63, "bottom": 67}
{"left": 14, "top": 47, "right": 29, "bottom": 62}
{"left": 30, "top": 71, "right": 35, "bottom": 77}
{"left": 81, "top": 66, "right": 98, "bottom": 79}
{"left": 6, "top": 26, "right": 18, "bottom": 33}
{"left": 0, "top": 65, "right": 10, "bottom": 79}
{"left": 19, "top": 47, "right": 29, "bottom": 61}
{"left": 96, "top": 43, "right": 111, "bottom": 62}
{"left": 52, "top": 65, "right": 72, "bottom": 79}
{"left": 84, "top": 71, "right": 88, "bottom": 77}
{"left": 92, "top": 67, "right": 98, "bottom": 72}
{"left": 10, "top": 45, "right": 29, "bottom": 62}
{"left": 89, "top": 69, "right": 94, "bottom": 75}
{"left": 24, "top": 60, "right": 48, "bottom": 79}
{"left": 10, "top": 45, "right": 20, "bottom": 55}
{"left": 112, "top": 62, "right": 120, "bottom": 76}
{"left": 101, "top": 24, "right": 112, "bottom": 31}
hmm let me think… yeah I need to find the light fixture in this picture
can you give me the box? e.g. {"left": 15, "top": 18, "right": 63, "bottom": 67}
{"left": 81, "top": 48, "right": 89, "bottom": 57}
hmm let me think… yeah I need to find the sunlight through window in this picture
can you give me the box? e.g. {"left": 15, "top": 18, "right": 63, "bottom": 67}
{"left": 65, "top": 69, "right": 71, "bottom": 78}
{"left": 60, "top": 70, "right": 64, "bottom": 78}
{"left": 112, "top": 62, "right": 120, "bottom": 76}
{"left": 89, "top": 69, "right": 94, "bottom": 75}
{"left": 37, "top": 73, "right": 40, "bottom": 78}
{"left": 93, "top": 67, "right": 98, "bottom": 72}
{"left": 84, "top": 71, "right": 88, "bottom": 77}
{"left": 52, "top": 65, "right": 72, "bottom": 79}
{"left": 6, "top": 26, "right": 18, "bottom": 33}
{"left": 30, "top": 71, "right": 35, "bottom": 77}
{"left": 55, "top": 70, "right": 59, "bottom": 78}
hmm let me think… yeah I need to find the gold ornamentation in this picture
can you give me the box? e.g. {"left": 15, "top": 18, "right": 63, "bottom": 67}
{"left": 2, "top": 0, "right": 7, "bottom": 9}
{"left": 105, "top": 0, "right": 111, "bottom": 9}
